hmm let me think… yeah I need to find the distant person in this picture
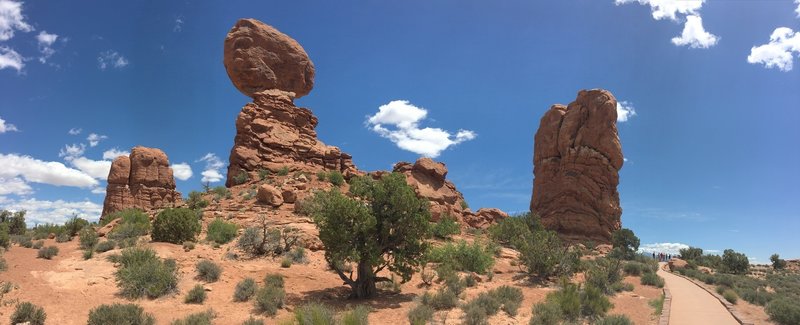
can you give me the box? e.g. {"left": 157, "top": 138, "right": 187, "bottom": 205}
{"left": 652, "top": 252, "right": 656, "bottom": 259}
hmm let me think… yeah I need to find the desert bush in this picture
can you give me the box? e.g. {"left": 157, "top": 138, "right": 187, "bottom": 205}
{"left": 316, "top": 170, "right": 327, "bottom": 181}
{"left": 596, "top": 314, "right": 634, "bottom": 325}
{"left": 87, "top": 303, "right": 155, "bottom": 325}
{"left": 103, "top": 209, "right": 147, "bottom": 226}
{"left": 420, "top": 268, "right": 435, "bottom": 285}
{"left": 586, "top": 258, "right": 623, "bottom": 294}
{"left": 611, "top": 282, "right": 635, "bottom": 292}
{"left": 462, "top": 302, "right": 489, "bottom": 325}
{"left": 529, "top": 301, "right": 563, "bottom": 325}
{"left": 340, "top": 305, "right": 370, "bottom": 325}
{"left": 196, "top": 260, "right": 222, "bottom": 282}
{"left": 623, "top": 262, "right": 646, "bottom": 276}
{"left": 294, "top": 302, "right": 335, "bottom": 324}
{"left": 170, "top": 310, "right": 215, "bottom": 325}
{"left": 234, "top": 278, "right": 257, "bottom": 302}
{"left": 95, "top": 240, "right": 116, "bottom": 253}
{"left": 64, "top": 215, "right": 90, "bottom": 237}
{"left": 280, "top": 257, "right": 292, "bottom": 268}
{"left": 233, "top": 171, "right": 250, "bottom": 185}
{"left": 545, "top": 282, "right": 581, "bottom": 321}
{"left": 640, "top": 272, "right": 665, "bottom": 288}
{"left": 237, "top": 218, "right": 299, "bottom": 257}
{"left": 0, "top": 257, "right": 6, "bottom": 272}
{"left": 277, "top": 166, "right": 290, "bottom": 176}
{"left": 428, "top": 240, "right": 495, "bottom": 274}
{"left": 287, "top": 246, "right": 308, "bottom": 264}
{"left": 487, "top": 212, "right": 539, "bottom": 247}
{"left": 79, "top": 226, "right": 99, "bottom": 250}
{"left": 241, "top": 317, "right": 264, "bottom": 325}
{"left": 187, "top": 191, "right": 209, "bottom": 211}
{"left": 10, "top": 301, "right": 46, "bottom": 325}
{"left": 211, "top": 186, "right": 231, "bottom": 200}
{"left": 421, "top": 288, "right": 458, "bottom": 310}
{"left": 258, "top": 168, "right": 271, "bottom": 181}
{"left": 185, "top": 284, "right": 207, "bottom": 304}
{"left": 766, "top": 297, "right": 800, "bottom": 325}
{"left": 56, "top": 232, "right": 71, "bottom": 242}
{"left": 492, "top": 285, "right": 524, "bottom": 316}
{"left": 327, "top": 170, "right": 345, "bottom": 186}
{"left": 114, "top": 247, "right": 178, "bottom": 299}
{"left": 0, "top": 224, "right": 9, "bottom": 249}
{"left": 255, "top": 283, "right": 285, "bottom": 316}
{"left": 109, "top": 211, "right": 151, "bottom": 242}
{"left": 1, "top": 210, "right": 27, "bottom": 235}
{"left": 463, "top": 292, "right": 501, "bottom": 322}
{"left": 431, "top": 214, "right": 461, "bottom": 240}
{"left": 206, "top": 218, "right": 237, "bottom": 244}
{"left": 649, "top": 293, "right": 665, "bottom": 315}
{"left": 770, "top": 254, "right": 787, "bottom": 270}
{"left": 408, "top": 303, "right": 434, "bottom": 325}
{"left": 264, "top": 273, "right": 285, "bottom": 289}
{"left": 679, "top": 246, "right": 703, "bottom": 261}
{"left": 152, "top": 208, "right": 201, "bottom": 244}
{"left": 517, "top": 229, "right": 579, "bottom": 280}
{"left": 37, "top": 246, "right": 59, "bottom": 259}
{"left": 31, "top": 239, "right": 42, "bottom": 249}
{"left": 723, "top": 289, "right": 738, "bottom": 304}
{"left": 611, "top": 228, "right": 640, "bottom": 260}
{"left": 83, "top": 249, "right": 94, "bottom": 260}
{"left": 581, "top": 285, "right": 612, "bottom": 317}
{"left": 721, "top": 249, "right": 750, "bottom": 275}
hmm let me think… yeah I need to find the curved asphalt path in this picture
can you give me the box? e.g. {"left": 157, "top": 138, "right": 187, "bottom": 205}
{"left": 657, "top": 264, "right": 738, "bottom": 325}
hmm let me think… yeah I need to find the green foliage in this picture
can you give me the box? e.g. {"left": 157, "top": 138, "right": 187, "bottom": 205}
{"left": 293, "top": 302, "right": 335, "bottom": 325}
{"left": 234, "top": 171, "right": 250, "bottom": 185}
{"left": 280, "top": 257, "right": 292, "bottom": 268}
{"left": 596, "top": 314, "right": 634, "bottom": 325}
{"left": 185, "top": 284, "right": 207, "bottom": 304}
{"left": 767, "top": 298, "right": 800, "bottom": 325}
{"left": 492, "top": 285, "right": 524, "bottom": 316}
{"left": 316, "top": 170, "right": 327, "bottom": 181}
{"left": 529, "top": 301, "right": 563, "bottom": 325}
{"left": 611, "top": 228, "right": 640, "bottom": 260}
{"left": 340, "top": 305, "right": 370, "bottom": 325}
{"left": 258, "top": 168, "right": 271, "bottom": 180}
{"left": 206, "top": 218, "right": 238, "bottom": 244}
{"left": 108, "top": 209, "right": 151, "bottom": 243}
{"left": 580, "top": 285, "right": 612, "bottom": 317}
{"left": 237, "top": 220, "right": 299, "bottom": 257}
{"left": 546, "top": 282, "right": 581, "bottom": 320}
{"left": 487, "top": 212, "right": 540, "bottom": 247}
{"left": 679, "top": 246, "right": 704, "bottom": 261}
{"left": 462, "top": 302, "right": 489, "bottom": 325}
{"left": 212, "top": 186, "right": 231, "bottom": 200}
{"left": 408, "top": 303, "right": 434, "bottom": 325}
{"left": 183, "top": 241, "right": 196, "bottom": 251}
{"left": 649, "top": 293, "right": 665, "bottom": 315}
{"left": 170, "top": 310, "right": 215, "bottom": 325}
{"left": 721, "top": 249, "right": 750, "bottom": 275}
{"left": 1, "top": 210, "right": 27, "bottom": 235}
{"left": 64, "top": 215, "right": 89, "bottom": 237}
{"left": 56, "top": 232, "right": 71, "bottom": 243}
{"left": 287, "top": 246, "right": 308, "bottom": 264}
{"left": 241, "top": 317, "right": 264, "bottom": 325}
{"left": 0, "top": 223, "right": 9, "bottom": 249}
{"left": 277, "top": 166, "right": 290, "bottom": 176}
{"left": 310, "top": 173, "right": 431, "bottom": 298}
{"left": 327, "top": 170, "right": 345, "bottom": 186}
{"left": 187, "top": 191, "right": 210, "bottom": 211}
{"left": 79, "top": 226, "right": 99, "bottom": 250}
{"left": 770, "top": 254, "right": 787, "bottom": 270}
{"left": 0, "top": 257, "right": 6, "bottom": 272}
{"left": 152, "top": 208, "right": 201, "bottom": 244}
{"left": 622, "top": 261, "right": 648, "bottom": 276}
{"left": 723, "top": 289, "right": 738, "bottom": 304}
{"left": 83, "top": 249, "right": 94, "bottom": 260}
{"left": 114, "top": 247, "right": 178, "bottom": 299}
{"left": 37, "top": 246, "right": 59, "bottom": 259}
{"left": 10, "top": 301, "right": 46, "bottom": 325}
{"left": 95, "top": 240, "right": 116, "bottom": 253}
{"left": 255, "top": 276, "right": 285, "bottom": 316}
{"left": 87, "top": 303, "right": 155, "bottom": 325}
{"left": 586, "top": 258, "right": 623, "bottom": 295}
{"left": 196, "top": 260, "right": 222, "bottom": 282}
{"left": 421, "top": 288, "right": 458, "bottom": 310}
{"left": 431, "top": 214, "right": 461, "bottom": 240}
{"left": 233, "top": 278, "right": 257, "bottom": 302}
{"left": 428, "top": 240, "right": 495, "bottom": 274}
{"left": 517, "top": 229, "right": 578, "bottom": 280}
{"left": 640, "top": 272, "right": 665, "bottom": 288}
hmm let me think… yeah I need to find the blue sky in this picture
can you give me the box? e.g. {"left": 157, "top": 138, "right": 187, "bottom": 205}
{"left": 1, "top": 1, "right": 799, "bottom": 263}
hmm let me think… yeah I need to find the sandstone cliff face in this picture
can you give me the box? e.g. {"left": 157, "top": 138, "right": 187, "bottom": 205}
{"left": 224, "top": 19, "right": 356, "bottom": 187}
{"left": 530, "top": 89, "right": 623, "bottom": 243}
{"left": 101, "top": 146, "right": 182, "bottom": 220}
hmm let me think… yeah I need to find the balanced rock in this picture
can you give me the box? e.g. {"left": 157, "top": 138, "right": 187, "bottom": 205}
{"left": 101, "top": 146, "right": 182, "bottom": 220}
{"left": 530, "top": 89, "right": 623, "bottom": 243}
{"left": 223, "top": 18, "right": 315, "bottom": 98}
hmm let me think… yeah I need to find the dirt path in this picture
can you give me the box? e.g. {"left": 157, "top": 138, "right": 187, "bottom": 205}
{"left": 658, "top": 265, "right": 738, "bottom": 325}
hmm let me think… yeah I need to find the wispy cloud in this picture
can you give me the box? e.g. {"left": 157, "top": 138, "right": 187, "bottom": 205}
{"left": 67, "top": 127, "right": 82, "bottom": 135}
{"left": 35, "top": 30, "right": 58, "bottom": 63}
{"left": 174, "top": 15, "right": 184, "bottom": 32}
{"left": 615, "top": 0, "right": 718, "bottom": 49}
{"left": 0, "top": 0, "right": 33, "bottom": 42}
{"left": 671, "top": 15, "right": 718, "bottom": 49}
{"left": 86, "top": 133, "right": 107, "bottom": 147}
{"left": 616, "top": 101, "right": 637, "bottom": 122}
{"left": 58, "top": 143, "right": 86, "bottom": 161}
{"left": 0, "top": 45, "right": 24, "bottom": 72}
{"left": 0, "top": 176, "right": 32, "bottom": 195}
{"left": 102, "top": 148, "right": 129, "bottom": 160}
{"left": 196, "top": 153, "right": 225, "bottom": 183}
{"left": 747, "top": 27, "right": 800, "bottom": 72}
{"left": 0, "top": 116, "right": 18, "bottom": 133}
{"left": 97, "top": 50, "right": 129, "bottom": 70}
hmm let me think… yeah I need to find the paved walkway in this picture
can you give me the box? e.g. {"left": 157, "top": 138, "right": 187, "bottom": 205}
{"left": 658, "top": 265, "right": 738, "bottom": 325}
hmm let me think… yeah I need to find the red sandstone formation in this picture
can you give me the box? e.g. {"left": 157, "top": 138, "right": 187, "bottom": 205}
{"left": 530, "top": 89, "right": 623, "bottom": 243}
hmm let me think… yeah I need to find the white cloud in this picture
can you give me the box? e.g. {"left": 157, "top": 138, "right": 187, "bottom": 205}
{"left": 671, "top": 15, "right": 718, "bottom": 48}
{"left": 91, "top": 187, "right": 105, "bottom": 195}
{"left": 102, "top": 148, "right": 129, "bottom": 160}
{"left": 2, "top": 198, "right": 103, "bottom": 225}
{"left": 0, "top": 115, "right": 18, "bottom": 133}
{"left": 196, "top": 153, "right": 225, "bottom": 183}
{"left": 67, "top": 127, "right": 82, "bottom": 135}
{"left": 171, "top": 162, "right": 192, "bottom": 181}
{"left": 58, "top": 143, "right": 86, "bottom": 161}
{"left": 638, "top": 242, "right": 690, "bottom": 255}
{"left": 796, "top": 0, "right": 800, "bottom": 18}
{"left": 97, "top": 50, "right": 129, "bottom": 70}
{"left": 614, "top": 0, "right": 704, "bottom": 21}
{"left": 174, "top": 16, "right": 184, "bottom": 32}
{"left": 0, "top": 45, "right": 23, "bottom": 71}
{"left": 616, "top": 101, "right": 637, "bottom": 122}
{"left": 747, "top": 27, "right": 800, "bottom": 72}
{"left": 366, "top": 100, "right": 477, "bottom": 158}
{"left": 0, "top": 0, "right": 33, "bottom": 41}
{"left": 0, "top": 176, "right": 32, "bottom": 195}
{"left": 86, "top": 133, "right": 107, "bottom": 147}
{"left": 36, "top": 30, "right": 58, "bottom": 63}
{"left": 0, "top": 153, "right": 98, "bottom": 188}
{"left": 70, "top": 157, "right": 112, "bottom": 179}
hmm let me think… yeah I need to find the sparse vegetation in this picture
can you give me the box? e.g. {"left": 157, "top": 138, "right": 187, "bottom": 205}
{"left": 87, "top": 303, "right": 155, "bottom": 325}
{"left": 114, "top": 247, "right": 178, "bottom": 299}
{"left": 258, "top": 168, "right": 271, "bottom": 180}
{"left": 341, "top": 305, "right": 370, "bottom": 325}
{"left": 152, "top": 208, "right": 201, "bottom": 244}
{"left": 766, "top": 298, "right": 800, "bottom": 325}
{"left": 79, "top": 226, "right": 99, "bottom": 250}
{"left": 0, "top": 223, "right": 10, "bottom": 249}
{"left": 233, "top": 278, "right": 257, "bottom": 302}
{"left": 187, "top": 191, "right": 210, "bottom": 211}
{"left": 196, "top": 260, "right": 222, "bottom": 282}
{"left": 234, "top": 171, "right": 250, "bottom": 185}
{"left": 37, "top": 246, "right": 59, "bottom": 259}
{"left": 237, "top": 216, "right": 300, "bottom": 257}
{"left": 241, "top": 317, "right": 264, "bottom": 325}
{"left": 770, "top": 253, "right": 787, "bottom": 270}
{"left": 95, "top": 240, "right": 116, "bottom": 252}
{"left": 427, "top": 240, "right": 495, "bottom": 274}
{"left": 649, "top": 293, "right": 665, "bottom": 315}
{"left": 170, "top": 310, "right": 215, "bottom": 325}
{"left": 293, "top": 302, "right": 335, "bottom": 324}
{"left": 431, "top": 214, "right": 461, "bottom": 240}
{"left": 586, "top": 257, "right": 624, "bottom": 295}
{"left": 327, "top": 170, "right": 345, "bottom": 186}
{"left": 64, "top": 215, "right": 90, "bottom": 237}
{"left": 280, "top": 257, "right": 292, "bottom": 268}
{"left": 316, "top": 170, "right": 327, "bottom": 181}
{"left": 421, "top": 287, "right": 458, "bottom": 310}
{"left": 10, "top": 301, "right": 46, "bottom": 325}
{"left": 277, "top": 166, "right": 290, "bottom": 176}
{"left": 1, "top": 210, "right": 27, "bottom": 235}
{"left": 206, "top": 218, "right": 238, "bottom": 244}
{"left": 408, "top": 303, "right": 434, "bottom": 325}
{"left": 722, "top": 289, "right": 738, "bottom": 304}
{"left": 185, "top": 284, "right": 207, "bottom": 304}
{"left": 640, "top": 272, "right": 665, "bottom": 288}
{"left": 679, "top": 246, "right": 704, "bottom": 261}
{"left": 255, "top": 273, "right": 285, "bottom": 316}
{"left": 596, "top": 314, "right": 634, "bottom": 325}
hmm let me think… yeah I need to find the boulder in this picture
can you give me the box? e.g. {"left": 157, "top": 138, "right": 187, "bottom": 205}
{"left": 669, "top": 258, "right": 688, "bottom": 271}
{"left": 257, "top": 184, "right": 283, "bottom": 207}
{"left": 101, "top": 146, "right": 182, "bottom": 221}
{"left": 393, "top": 158, "right": 465, "bottom": 221}
{"left": 530, "top": 89, "right": 623, "bottom": 243}
{"left": 281, "top": 189, "right": 296, "bottom": 204}
{"left": 223, "top": 18, "right": 315, "bottom": 98}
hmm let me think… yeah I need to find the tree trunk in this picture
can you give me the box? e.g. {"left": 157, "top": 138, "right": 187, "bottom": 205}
{"left": 349, "top": 261, "right": 377, "bottom": 299}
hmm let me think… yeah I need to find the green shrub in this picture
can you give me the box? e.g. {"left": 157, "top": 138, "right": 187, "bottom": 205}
{"left": 280, "top": 258, "right": 292, "bottom": 268}
{"left": 1, "top": 210, "right": 27, "bottom": 235}
{"left": 0, "top": 257, "right": 6, "bottom": 272}
{"left": 108, "top": 210, "right": 151, "bottom": 242}
{"left": 233, "top": 278, "right": 257, "bottom": 302}
{"left": 327, "top": 170, "right": 345, "bottom": 186}
{"left": 679, "top": 247, "right": 704, "bottom": 262}
{"left": 114, "top": 247, "right": 178, "bottom": 299}
{"left": 723, "top": 289, "right": 738, "bottom": 304}
{"left": 95, "top": 240, "right": 116, "bottom": 253}
{"left": 770, "top": 254, "right": 787, "bottom": 270}
{"left": 340, "top": 305, "right": 370, "bottom": 325}
{"left": 408, "top": 303, "right": 434, "bottom": 325}
{"left": 31, "top": 240, "right": 43, "bottom": 249}
{"left": 492, "top": 285, "right": 524, "bottom": 316}
{"left": 185, "top": 284, "right": 207, "bottom": 304}
{"left": 287, "top": 246, "right": 308, "bottom": 264}
{"left": 277, "top": 166, "right": 290, "bottom": 176}
{"left": 641, "top": 272, "right": 665, "bottom": 288}
{"left": 649, "top": 293, "right": 665, "bottom": 315}
{"left": 611, "top": 282, "right": 635, "bottom": 292}
{"left": 0, "top": 225, "right": 10, "bottom": 249}
{"left": 767, "top": 297, "right": 800, "bottom": 325}
{"left": 464, "top": 292, "right": 501, "bottom": 316}
{"left": 428, "top": 240, "right": 495, "bottom": 274}
{"left": 87, "top": 303, "right": 155, "bottom": 325}
{"left": 206, "top": 218, "right": 238, "bottom": 244}
{"left": 431, "top": 215, "right": 461, "bottom": 240}
{"left": 586, "top": 258, "right": 623, "bottom": 294}
{"left": 610, "top": 228, "right": 640, "bottom": 260}
{"left": 264, "top": 273, "right": 285, "bottom": 288}
{"left": 623, "top": 262, "right": 646, "bottom": 276}
{"left": 186, "top": 191, "right": 209, "bottom": 211}
{"left": 316, "top": 171, "right": 327, "bottom": 181}
{"left": 255, "top": 275, "right": 285, "bottom": 316}
{"left": 581, "top": 285, "right": 612, "bottom": 318}
{"left": 596, "top": 314, "right": 634, "bottom": 325}
{"left": 10, "top": 301, "right": 46, "bottom": 325}
{"left": 258, "top": 168, "right": 271, "bottom": 180}
{"left": 56, "top": 232, "right": 70, "bottom": 242}
{"left": 421, "top": 288, "right": 458, "bottom": 310}
{"left": 721, "top": 249, "right": 750, "bottom": 275}
{"left": 152, "top": 208, "right": 201, "bottom": 244}
{"left": 233, "top": 171, "right": 250, "bottom": 185}
{"left": 462, "top": 302, "right": 489, "bottom": 325}
{"left": 83, "top": 249, "right": 94, "bottom": 260}
{"left": 241, "top": 317, "right": 264, "bottom": 325}
{"left": 37, "top": 246, "right": 59, "bottom": 259}
{"left": 212, "top": 186, "right": 230, "bottom": 200}
{"left": 64, "top": 216, "right": 90, "bottom": 237}
{"left": 79, "top": 226, "right": 99, "bottom": 250}
{"left": 545, "top": 282, "right": 581, "bottom": 320}
{"left": 529, "top": 301, "right": 563, "bottom": 325}
{"left": 517, "top": 229, "right": 578, "bottom": 280}
{"left": 294, "top": 302, "right": 335, "bottom": 324}
{"left": 170, "top": 310, "right": 215, "bottom": 325}
{"left": 196, "top": 260, "right": 222, "bottom": 282}
{"left": 487, "top": 213, "right": 538, "bottom": 247}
